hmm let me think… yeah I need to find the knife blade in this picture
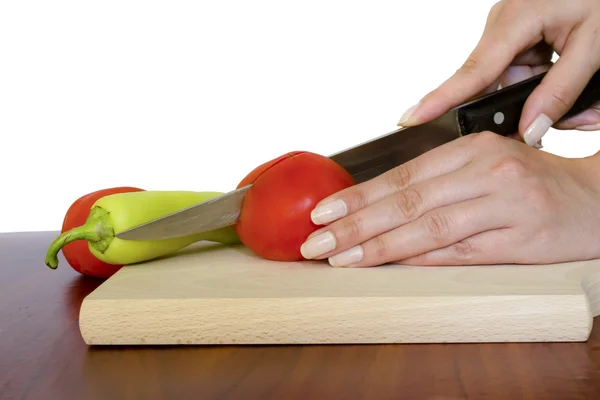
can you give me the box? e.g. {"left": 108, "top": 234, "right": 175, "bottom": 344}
{"left": 116, "top": 69, "right": 600, "bottom": 241}
{"left": 115, "top": 184, "right": 253, "bottom": 241}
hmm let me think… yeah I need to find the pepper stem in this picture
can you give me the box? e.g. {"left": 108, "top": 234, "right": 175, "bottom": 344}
{"left": 45, "top": 206, "right": 114, "bottom": 269}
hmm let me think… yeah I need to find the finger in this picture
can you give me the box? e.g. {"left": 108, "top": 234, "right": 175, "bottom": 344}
{"left": 326, "top": 196, "right": 510, "bottom": 268}
{"left": 396, "top": 228, "right": 515, "bottom": 266}
{"left": 488, "top": 65, "right": 550, "bottom": 148}
{"left": 553, "top": 101, "right": 600, "bottom": 130}
{"left": 397, "top": 14, "right": 538, "bottom": 126}
{"left": 475, "top": 77, "right": 501, "bottom": 97}
{"left": 309, "top": 132, "right": 486, "bottom": 226}
{"left": 472, "top": 50, "right": 552, "bottom": 98}
{"left": 497, "top": 65, "right": 549, "bottom": 148}
{"left": 471, "top": 62, "right": 552, "bottom": 106}
{"left": 531, "top": 64, "right": 552, "bottom": 76}
{"left": 519, "top": 25, "right": 600, "bottom": 145}
{"left": 300, "top": 161, "right": 491, "bottom": 260}
{"left": 499, "top": 65, "right": 537, "bottom": 89}
{"left": 498, "top": 64, "right": 551, "bottom": 88}
{"left": 511, "top": 41, "right": 554, "bottom": 66}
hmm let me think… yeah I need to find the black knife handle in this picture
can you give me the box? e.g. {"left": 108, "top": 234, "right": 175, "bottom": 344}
{"left": 457, "top": 69, "right": 600, "bottom": 136}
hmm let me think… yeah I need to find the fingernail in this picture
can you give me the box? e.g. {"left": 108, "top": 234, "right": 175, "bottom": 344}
{"left": 328, "top": 245, "right": 364, "bottom": 267}
{"left": 397, "top": 102, "right": 420, "bottom": 126}
{"left": 575, "top": 123, "right": 600, "bottom": 131}
{"left": 523, "top": 113, "right": 552, "bottom": 146}
{"left": 300, "top": 231, "right": 336, "bottom": 259}
{"left": 574, "top": 107, "right": 600, "bottom": 130}
{"left": 533, "top": 140, "right": 543, "bottom": 149}
{"left": 311, "top": 199, "right": 347, "bottom": 225}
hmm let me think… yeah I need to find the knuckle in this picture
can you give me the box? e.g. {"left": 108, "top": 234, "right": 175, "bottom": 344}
{"left": 448, "top": 240, "right": 476, "bottom": 261}
{"left": 498, "top": 0, "right": 522, "bottom": 16}
{"left": 457, "top": 57, "right": 490, "bottom": 89}
{"left": 336, "top": 216, "right": 364, "bottom": 242}
{"left": 385, "top": 164, "right": 412, "bottom": 190}
{"left": 490, "top": 156, "right": 528, "bottom": 180}
{"left": 345, "top": 188, "right": 368, "bottom": 211}
{"left": 488, "top": 1, "right": 502, "bottom": 16}
{"left": 423, "top": 211, "right": 452, "bottom": 241}
{"left": 393, "top": 188, "right": 423, "bottom": 220}
{"left": 470, "top": 130, "right": 503, "bottom": 147}
{"left": 549, "top": 86, "right": 574, "bottom": 110}
{"left": 496, "top": 0, "right": 531, "bottom": 24}
{"left": 460, "top": 57, "right": 479, "bottom": 74}
{"left": 372, "top": 235, "right": 389, "bottom": 259}
{"left": 523, "top": 182, "right": 553, "bottom": 209}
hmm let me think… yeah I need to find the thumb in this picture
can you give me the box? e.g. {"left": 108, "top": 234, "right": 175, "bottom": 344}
{"left": 519, "top": 29, "right": 600, "bottom": 145}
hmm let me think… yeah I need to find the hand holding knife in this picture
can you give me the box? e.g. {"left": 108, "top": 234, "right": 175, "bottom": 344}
{"left": 117, "top": 70, "right": 600, "bottom": 243}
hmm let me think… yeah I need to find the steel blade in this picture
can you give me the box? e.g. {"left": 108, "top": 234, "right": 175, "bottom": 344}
{"left": 115, "top": 185, "right": 251, "bottom": 240}
{"left": 330, "top": 110, "right": 461, "bottom": 183}
{"left": 115, "top": 110, "right": 462, "bottom": 241}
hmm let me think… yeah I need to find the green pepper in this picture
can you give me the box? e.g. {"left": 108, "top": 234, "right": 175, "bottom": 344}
{"left": 45, "top": 190, "right": 241, "bottom": 269}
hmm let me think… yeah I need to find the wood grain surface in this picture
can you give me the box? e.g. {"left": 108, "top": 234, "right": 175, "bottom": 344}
{"left": 80, "top": 241, "right": 600, "bottom": 345}
{"left": 3, "top": 231, "right": 600, "bottom": 400}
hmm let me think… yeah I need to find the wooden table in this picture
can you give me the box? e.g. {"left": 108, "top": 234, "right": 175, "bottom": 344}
{"left": 3, "top": 232, "right": 600, "bottom": 399}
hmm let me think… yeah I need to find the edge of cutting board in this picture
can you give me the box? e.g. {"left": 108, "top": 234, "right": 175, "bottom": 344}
{"left": 78, "top": 242, "right": 600, "bottom": 345}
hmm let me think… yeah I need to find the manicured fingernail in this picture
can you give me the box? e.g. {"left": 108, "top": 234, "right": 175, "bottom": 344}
{"left": 328, "top": 245, "right": 364, "bottom": 267}
{"left": 300, "top": 231, "right": 336, "bottom": 259}
{"left": 533, "top": 140, "right": 543, "bottom": 149}
{"left": 523, "top": 113, "right": 552, "bottom": 146}
{"left": 574, "top": 107, "right": 600, "bottom": 130}
{"left": 575, "top": 123, "right": 600, "bottom": 131}
{"left": 311, "top": 199, "right": 347, "bottom": 225}
{"left": 397, "top": 102, "right": 420, "bottom": 126}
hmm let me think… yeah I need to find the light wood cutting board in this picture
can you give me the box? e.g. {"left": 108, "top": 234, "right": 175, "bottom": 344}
{"left": 79, "top": 242, "right": 600, "bottom": 345}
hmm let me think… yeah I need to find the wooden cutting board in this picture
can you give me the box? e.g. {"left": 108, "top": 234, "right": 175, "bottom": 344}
{"left": 79, "top": 241, "right": 600, "bottom": 345}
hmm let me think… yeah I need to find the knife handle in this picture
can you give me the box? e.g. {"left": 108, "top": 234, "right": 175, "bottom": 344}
{"left": 457, "top": 69, "right": 600, "bottom": 136}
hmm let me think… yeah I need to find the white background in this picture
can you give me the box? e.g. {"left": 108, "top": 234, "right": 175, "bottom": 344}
{"left": 2, "top": 0, "right": 599, "bottom": 233}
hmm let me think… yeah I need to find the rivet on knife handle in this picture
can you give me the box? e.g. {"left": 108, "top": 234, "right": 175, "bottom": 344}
{"left": 457, "top": 69, "right": 600, "bottom": 136}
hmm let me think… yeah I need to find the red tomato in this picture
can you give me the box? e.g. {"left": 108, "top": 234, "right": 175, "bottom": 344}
{"left": 235, "top": 151, "right": 355, "bottom": 261}
{"left": 60, "top": 186, "right": 145, "bottom": 278}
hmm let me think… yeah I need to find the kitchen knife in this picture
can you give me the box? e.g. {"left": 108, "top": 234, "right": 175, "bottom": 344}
{"left": 116, "top": 69, "right": 600, "bottom": 241}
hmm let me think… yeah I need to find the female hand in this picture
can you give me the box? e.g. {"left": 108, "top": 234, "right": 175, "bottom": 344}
{"left": 397, "top": 0, "right": 600, "bottom": 146}
{"left": 299, "top": 132, "right": 600, "bottom": 267}
{"left": 297, "top": 0, "right": 600, "bottom": 267}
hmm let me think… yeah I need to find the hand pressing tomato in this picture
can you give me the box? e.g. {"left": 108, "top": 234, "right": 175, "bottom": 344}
{"left": 299, "top": 132, "right": 600, "bottom": 267}
{"left": 235, "top": 151, "right": 355, "bottom": 261}
{"left": 60, "top": 186, "right": 145, "bottom": 278}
